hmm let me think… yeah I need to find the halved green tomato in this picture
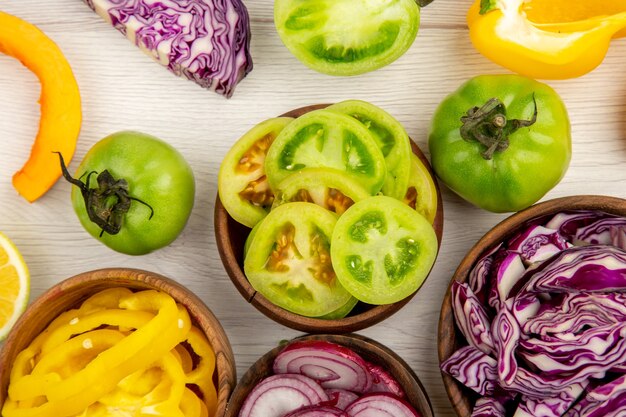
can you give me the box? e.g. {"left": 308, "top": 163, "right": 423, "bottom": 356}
{"left": 328, "top": 100, "right": 411, "bottom": 199}
{"left": 403, "top": 153, "right": 438, "bottom": 224}
{"left": 272, "top": 167, "right": 371, "bottom": 215}
{"left": 244, "top": 202, "right": 353, "bottom": 317}
{"left": 218, "top": 117, "right": 294, "bottom": 228}
{"left": 331, "top": 195, "right": 437, "bottom": 305}
{"left": 265, "top": 109, "right": 386, "bottom": 195}
{"left": 274, "top": 0, "right": 420, "bottom": 75}
{"left": 316, "top": 296, "right": 358, "bottom": 320}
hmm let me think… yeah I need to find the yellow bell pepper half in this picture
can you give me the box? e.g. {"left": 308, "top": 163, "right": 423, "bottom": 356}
{"left": 467, "top": 0, "right": 626, "bottom": 79}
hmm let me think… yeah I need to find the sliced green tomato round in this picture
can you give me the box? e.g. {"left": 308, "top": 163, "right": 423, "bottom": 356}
{"left": 274, "top": 0, "right": 420, "bottom": 76}
{"left": 403, "top": 153, "right": 438, "bottom": 224}
{"left": 328, "top": 100, "right": 411, "bottom": 199}
{"left": 316, "top": 296, "right": 359, "bottom": 320}
{"left": 243, "top": 221, "right": 262, "bottom": 259}
{"left": 272, "top": 167, "right": 371, "bottom": 215}
{"left": 218, "top": 117, "right": 294, "bottom": 228}
{"left": 244, "top": 202, "right": 353, "bottom": 317}
{"left": 265, "top": 109, "right": 386, "bottom": 195}
{"left": 331, "top": 196, "right": 438, "bottom": 305}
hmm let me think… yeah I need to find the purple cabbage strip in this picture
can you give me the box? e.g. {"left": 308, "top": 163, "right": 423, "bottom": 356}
{"left": 469, "top": 243, "right": 502, "bottom": 302}
{"left": 611, "top": 226, "right": 626, "bottom": 251}
{"left": 440, "top": 345, "right": 498, "bottom": 396}
{"left": 565, "top": 375, "right": 626, "bottom": 417}
{"left": 84, "top": 0, "right": 253, "bottom": 97}
{"left": 491, "top": 302, "right": 521, "bottom": 387}
{"left": 488, "top": 251, "right": 526, "bottom": 310}
{"left": 574, "top": 217, "right": 626, "bottom": 246}
{"left": 519, "top": 245, "right": 626, "bottom": 294}
{"left": 523, "top": 293, "right": 626, "bottom": 336}
{"left": 508, "top": 225, "right": 571, "bottom": 265}
{"left": 511, "top": 292, "right": 540, "bottom": 329}
{"left": 546, "top": 210, "right": 617, "bottom": 241}
{"left": 471, "top": 396, "right": 506, "bottom": 417}
{"left": 452, "top": 282, "right": 495, "bottom": 356}
{"left": 519, "top": 321, "right": 626, "bottom": 383}
{"left": 514, "top": 382, "right": 585, "bottom": 417}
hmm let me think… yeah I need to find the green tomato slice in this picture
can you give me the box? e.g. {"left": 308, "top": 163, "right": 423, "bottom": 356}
{"left": 402, "top": 153, "right": 438, "bottom": 224}
{"left": 265, "top": 109, "right": 386, "bottom": 195}
{"left": 218, "top": 117, "right": 294, "bottom": 228}
{"left": 272, "top": 167, "right": 371, "bottom": 215}
{"left": 331, "top": 195, "right": 438, "bottom": 305}
{"left": 328, "top": 100, "right": 411, "bottom": 199}
{"left": 315, "top": 296, "right": 359, "bottom": 320}
{"left": 274, "top": 0, "right": 420, "bottom": 75}
{"left": 244, "top": 202, "right": 353, "bottom": 317}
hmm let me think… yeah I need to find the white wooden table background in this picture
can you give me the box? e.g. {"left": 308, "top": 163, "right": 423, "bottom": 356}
{"left": 1, "top": 1, "right": 625, "bottom": 415}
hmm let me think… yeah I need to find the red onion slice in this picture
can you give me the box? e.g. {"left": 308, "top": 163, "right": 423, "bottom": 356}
{"left": 325, "top": 389, "right": 359, "bottom": 410}
{"left": 346, "top": 393, "right": 422, "bottom": 417}
{"left": 274, "top": 341, "right": 373, "bottom": 392}
{"left": 239, "top": 374, "right": 329, "bottom": 417}
{"left": 283, "top": 405, "right": 349, "bottom": 417}
{"left": 365, "top": 363, "right": 405, "bottom": 397}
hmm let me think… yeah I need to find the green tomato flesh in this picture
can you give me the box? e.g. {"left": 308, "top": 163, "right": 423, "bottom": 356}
{"left": 328, "top": 100, "right": 411, "bottom": 199}
{"left": 265, "top": 109, "right": 386, "bottom": 195}
{"left": 331, "top": 196, "right": 438, "bottom": 305}
{"left": 218, "top": 117, "right": 294, "bottom": 228}
{"left": 244, "top": 202, "right": 353, "bottom": 317}
{"left": 275, "top": 0, "right": 420, "bottom": 76}
{"left": 70, "top": 131, "right": 195, "bottom": 255}
{"left": 428, "top": 75, "right": 571, "bottom": 213}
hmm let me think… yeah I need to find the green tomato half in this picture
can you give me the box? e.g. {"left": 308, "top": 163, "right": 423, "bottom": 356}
{"left": 274, "top": 0, "right": 420, "bottom": 76}
{"left": 428, "top": 75, "right": 571, "bottom": 213}
{"left": 68, "top": 131, "right": 195, "bottom": 255}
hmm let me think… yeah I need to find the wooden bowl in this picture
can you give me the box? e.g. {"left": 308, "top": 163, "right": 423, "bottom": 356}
{"left": 0, "top": 268, "right": 236, "bottom": 417}
{"left": 437, "top": 195, "right": 626, "bottom": 417}
{"left": 223, "top": 333, "right": 434, "bottom": 417}
{"left": 215, "top": 104, "right": 444, "bottom": 333}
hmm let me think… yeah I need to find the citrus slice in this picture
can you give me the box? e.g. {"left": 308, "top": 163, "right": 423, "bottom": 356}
{"left": 0, "top": 232, "right": 30, "bottom": 340}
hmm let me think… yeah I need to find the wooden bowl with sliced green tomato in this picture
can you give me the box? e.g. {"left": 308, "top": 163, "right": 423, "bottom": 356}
{"left": 215, "top": 102, "right": 443, "bottom": 333}
{"left": 224, "top": 333, "right": 434, "bottom": 417}
{"left": 0, "top": 268, "right": 236, "bottom": 417}
{"left": 438, "top": 195, "right": 626, "bottom": 416}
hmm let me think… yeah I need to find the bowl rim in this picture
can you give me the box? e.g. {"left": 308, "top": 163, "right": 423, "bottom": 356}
{"left": 0, "top": 267, "right": 236, "bottom": 417}
{"left": 437, "top": 194, "right": 626, "bottom": 417}
{"left": 214, "top": 103, "right": 444, "bottom": 333}
{"left": 223, "top": 333, "right": 434, "bottom": 417}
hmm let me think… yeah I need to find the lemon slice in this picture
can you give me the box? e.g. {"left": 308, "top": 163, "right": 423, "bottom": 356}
{"left": 0, "top": 232, "right": 30, "bottom": 340}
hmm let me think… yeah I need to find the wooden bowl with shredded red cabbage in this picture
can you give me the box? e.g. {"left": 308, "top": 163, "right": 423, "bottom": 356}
{"left": 438, "top": 195, "right": 626, "bottom": 417}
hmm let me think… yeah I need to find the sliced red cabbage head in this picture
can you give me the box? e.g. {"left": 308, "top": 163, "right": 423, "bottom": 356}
{"left": 469, "top": 243, "right": 501, "bottom": 302}
{"left": 84, "top": 0, "right": 253, "bottom": 97}
{"left": 491, "top": 302, "right": 521, "bottom": 387}
{"left": 565, "top": 375, "right": 626, "bottom": 417}
{"left": 514, "top": 382, "right": 585, "bottom": 417}
{"left": 488, "top": 251, "right": 526, "bottom": 309}
{"left": 440, "top": 345, "right": 498, "bottom": 396}
{"left": 471, "top": 396, "right": 506, "bottom": 417}
{"left": 611, "top": 226, "right": 626, "bottom": 251}
{"left": 546, "top": 211, "right": 617, "bottom": 240}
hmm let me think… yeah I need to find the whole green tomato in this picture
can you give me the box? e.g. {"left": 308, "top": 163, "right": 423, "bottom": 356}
{"left": 60, "top": 131, "right": 195, "bottom": 255}
{"left": 428, "top": 75, "right": 571, "bottom": 213}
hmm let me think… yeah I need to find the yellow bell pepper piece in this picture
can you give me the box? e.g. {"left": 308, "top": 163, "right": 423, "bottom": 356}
{"left": 0, "top": 11, "right": 81, "bottom": 202}
{"left": 467, "top": 0, "right": 626, "bottom": 79}
{"left": 183, "top": 327, "right": 218, "bottom": 417}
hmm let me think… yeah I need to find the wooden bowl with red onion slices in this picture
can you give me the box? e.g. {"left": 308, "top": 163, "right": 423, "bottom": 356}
{"left": 224, "top": 333, "right": 434, "bottom": 417}
{"left": 0, "top": 268, "right": 236, "bottom": 417}
{"left": 215, "top": 104, "right": 444, "bottom": 333}
{"left": 438, "top": 195, "right": 626, "bottom": 416}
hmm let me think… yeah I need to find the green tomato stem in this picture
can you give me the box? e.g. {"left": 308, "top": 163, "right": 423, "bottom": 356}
{"left": 459, "top": 95, "right": 538, "bottom": 160}
{"left": 56, "top": 152, "right": 154, "bottom": 236}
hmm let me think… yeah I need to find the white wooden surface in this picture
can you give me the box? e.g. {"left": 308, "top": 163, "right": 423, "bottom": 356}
{"left": 1, "top": 0, "right": 625, "bottom": 415}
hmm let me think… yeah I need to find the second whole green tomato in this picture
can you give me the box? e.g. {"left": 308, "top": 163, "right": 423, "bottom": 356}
{"left": 428, "top": 75, "right": 571, "bottom": 213}
{"left": 61, "top": 131, "right": 195, "bottom": 255}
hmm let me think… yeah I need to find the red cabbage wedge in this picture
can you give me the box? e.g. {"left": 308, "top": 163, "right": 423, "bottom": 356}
{"left": 84, "top": 0, "right": 252, "bottom": 97}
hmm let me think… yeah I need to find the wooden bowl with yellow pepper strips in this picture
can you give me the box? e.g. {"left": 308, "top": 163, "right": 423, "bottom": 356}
{"left": 0, "top": 268, "right": 236, "bottom": 417}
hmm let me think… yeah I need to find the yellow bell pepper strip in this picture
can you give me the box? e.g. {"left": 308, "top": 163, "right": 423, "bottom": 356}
{"left": 183, "top": 326, "right": 218, "bottom": 417}
{"left": 467, "top": 0, "right": 626, "bottom": 79}
{"left": 173, "top": 344, "right": 194, "bottom": 374}
{"left": 0, "top": 11, "right": 81, "bottom": 202}
{"left": 179, "top": 388, "right": 207, "bottom": 417}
